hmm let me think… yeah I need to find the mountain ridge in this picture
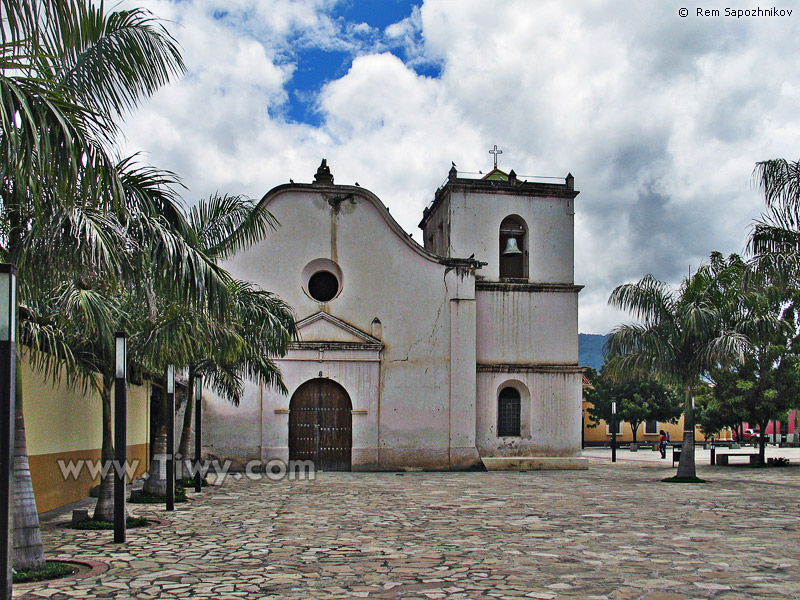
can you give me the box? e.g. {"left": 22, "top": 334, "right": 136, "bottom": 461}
{"left": 578, "top": 333, "right": 609, "bottom": 371}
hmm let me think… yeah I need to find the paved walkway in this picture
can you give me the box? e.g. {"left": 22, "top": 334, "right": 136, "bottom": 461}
{"left": 15, "top": 451, "right": 800, "bottom": 600}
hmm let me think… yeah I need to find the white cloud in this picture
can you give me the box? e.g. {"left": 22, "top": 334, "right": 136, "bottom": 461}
{"left": 116, "top": 0, "right": 800, "bottom": 334}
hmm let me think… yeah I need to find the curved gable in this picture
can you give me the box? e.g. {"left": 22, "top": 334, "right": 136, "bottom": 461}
{"left": 255, "top": 182, "right": 480, "bottom": 269}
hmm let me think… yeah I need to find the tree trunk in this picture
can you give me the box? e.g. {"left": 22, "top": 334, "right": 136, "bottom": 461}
{"left": 675, "top": 385, "right": 696, "bottom": 478}
{"left": 12, "top": 359, "right": 46, "bottom": 570}
{"left": 758, "top": 421, "right": 768, "bottom": 465}
{"left": 142, "top": 386, "right": 168, "bottom": 496}
{"left": 631, "top": 421, "right": 640, "bottom": 444}
{"left": 93, "top": 373, "right": 116, "bottom": 521}
{"left": 178, "top": 368, "right": 195, "bottom": 461}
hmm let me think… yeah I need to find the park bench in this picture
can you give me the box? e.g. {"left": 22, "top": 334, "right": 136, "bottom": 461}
{"left": 715, "top": 452, "right": 761, "bottom": 466}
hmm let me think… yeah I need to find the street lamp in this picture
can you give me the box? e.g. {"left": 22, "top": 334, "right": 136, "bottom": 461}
{"left": 114, "top": 332, "right": 127, "bottom": 543}
{"left": 166, "top": 365, "right": 175, "bottom": 512}
{"left": 0, "top": 264, "right": 16, "bottom": 600}
{"left": 611, "top": 401, "right": 617, "bottom": 463}
{"left": 194, "top": 376, "right": 202, "bottom": 493}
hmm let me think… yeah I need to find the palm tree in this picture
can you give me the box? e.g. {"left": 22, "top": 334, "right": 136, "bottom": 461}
{"left": 134, "top": 194, "right": 296, "bottom": 497}
{"left": 604, "top": 256, "right": 755, "bottom": 479}
{"left": 178, "top": 280, "right": 297, "bottom": 461}
{"left": 1, "top": 0, "right": 184, "bottom": 569}
{"left": 177, "top": 194, "right": 284, "bottom": 458}
{"left": 749, "top": 158, "right": 800, "bottom": 291}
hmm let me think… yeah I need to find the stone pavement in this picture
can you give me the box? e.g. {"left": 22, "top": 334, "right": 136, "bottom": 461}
{"left": 15, "top": 452, "right": 800, "bottom": 600}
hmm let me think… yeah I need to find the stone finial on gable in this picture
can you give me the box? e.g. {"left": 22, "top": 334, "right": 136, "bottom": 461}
{"left": 565, "top": 172, "right": 574, "bottom": 190}
{"left": 449, "top": 162, "right": 458, "bottom": 181}
{"left": 508, "top": 169, "right": 517, "bottom": 184}
{"left": 314, "top": 159, "right": 334, "bottom": 185}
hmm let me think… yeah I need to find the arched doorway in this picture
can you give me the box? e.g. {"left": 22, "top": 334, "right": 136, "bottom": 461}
{"left": 289, "top": 378, "right": 352, "bottom": 471}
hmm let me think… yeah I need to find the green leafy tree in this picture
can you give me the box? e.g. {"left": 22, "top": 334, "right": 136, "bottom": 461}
{"left": 706, "top": 303, "right": 800, "bottom": 463}
{"left": 696, "top": 248, "right": 800, "bottom": 463}
{"left": 693, "top": 382, "right": 744, "bottom": 441}
{"left": 585, "top": 371, "right": 681, "bottom": 443}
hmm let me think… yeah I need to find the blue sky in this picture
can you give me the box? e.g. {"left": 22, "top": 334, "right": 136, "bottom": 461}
{"left": 120, "top": 0, "right": 800, "bottom": 333}
{"left": 207, "top": 0, "right": 438, "bottom": 126}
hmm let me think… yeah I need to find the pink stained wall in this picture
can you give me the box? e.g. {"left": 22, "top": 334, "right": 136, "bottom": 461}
{"left": 742, "top": 410, "right": 798, "bottom": 435}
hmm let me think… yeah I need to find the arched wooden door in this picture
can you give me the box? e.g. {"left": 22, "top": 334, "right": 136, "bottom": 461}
{"left": 289, "top": 379, "right": 352, "bottom": 471}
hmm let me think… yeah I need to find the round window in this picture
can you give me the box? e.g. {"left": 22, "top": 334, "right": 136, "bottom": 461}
{"left": 308, "top": 271, "right": 339, "bottom": 302}
{"left": 301, "top": 258, "right": 343, "bottom": 303}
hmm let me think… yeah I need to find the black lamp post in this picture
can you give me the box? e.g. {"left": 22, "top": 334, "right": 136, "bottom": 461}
{"left": 166, "top": 365, "right": 175, "bottom": 511}
{"left": 114, "top": 332, "right": 127, "bottom": 543}
{"left": 194, "top": 375, "right": 202, "bottom": 493}
{"left": 0, "top": 264, "right": 16, "bottom": 600}
{"left": 611, "top": 401, "right": 617, "bottom": 463}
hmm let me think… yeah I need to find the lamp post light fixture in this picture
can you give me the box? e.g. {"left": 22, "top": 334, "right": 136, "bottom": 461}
{"left": 611, "top": 401, "right": 617, "bottom": 463}
{"left": 0, "top": 265, "right": 16, "bottom": 600}
{"left": 166, "top": 365, "right": 175, "bottom": 512}
{"left": 194, "top": 376, "right": 202, "bottom": 493}
{"left": 114, "top": 332, "right": 127, "bottom": 544}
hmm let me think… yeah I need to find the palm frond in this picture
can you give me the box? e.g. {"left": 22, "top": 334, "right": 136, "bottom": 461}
{"left": 752, "top": 158, "right": 800, "bottom": 211}
{"left": 608, "top": 274, "right": 675, "bottom": 327}
{"left": 51, "top": 3, "right": 186, "bottom": 120}
{"left": 188, "top": 194, "right": 280, "bottom": 260}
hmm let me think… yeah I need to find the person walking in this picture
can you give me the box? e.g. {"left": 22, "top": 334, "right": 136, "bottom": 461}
{"left": 659, "top": 430, "right": 668, "bottom": 459}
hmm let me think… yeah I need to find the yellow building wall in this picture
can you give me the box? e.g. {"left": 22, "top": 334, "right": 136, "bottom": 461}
{"left": 20, "top": 354, "right": 151, "bottom": 513}
{"left": 582, "top": 399, "right": 708, "bottom": 445}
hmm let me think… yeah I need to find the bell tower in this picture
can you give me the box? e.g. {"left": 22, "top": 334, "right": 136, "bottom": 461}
{"left": 418, "top": 163, "right": 578, "bottom": 284}
{"left": 419, "top": 157, "right": 583, "bottom": 462}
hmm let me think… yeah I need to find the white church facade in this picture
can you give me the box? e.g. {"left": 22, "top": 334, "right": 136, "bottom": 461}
{"left": 203, "top": 159, "right": 586, "bottom": 471}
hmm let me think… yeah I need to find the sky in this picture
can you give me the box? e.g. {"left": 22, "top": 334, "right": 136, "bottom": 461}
{"left": 116, "top": 0, "right": 800, "bottom": 334}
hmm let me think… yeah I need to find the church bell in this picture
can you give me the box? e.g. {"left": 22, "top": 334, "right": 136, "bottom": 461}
{"left": 502, "top": 237, "right": 523, "bottom": 255}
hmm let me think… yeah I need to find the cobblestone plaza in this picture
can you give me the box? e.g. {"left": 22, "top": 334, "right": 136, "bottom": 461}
{"left": 16, "top": 449, "right": 800, "bottom": 599}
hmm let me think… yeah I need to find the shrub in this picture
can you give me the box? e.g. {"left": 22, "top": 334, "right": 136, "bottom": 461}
{"left": 129, "top": 486, "right": 187, "bottom": 504}
{"left": 13, "top": 561, "right": 77, "bottom": 583}
{"left": 73, "top": 516, "right": 150, "bottom": 530}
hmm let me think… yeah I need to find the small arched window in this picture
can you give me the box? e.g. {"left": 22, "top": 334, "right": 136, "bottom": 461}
{"left": 498, "top": 387, "right": 521, "bottom": 437}
{"left": 499, "top": 216, "right": 527, "bottom": 279}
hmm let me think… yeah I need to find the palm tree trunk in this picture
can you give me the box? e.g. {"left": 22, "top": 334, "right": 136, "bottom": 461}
{"left": 12, "top": 359, "right": 45, "bottom": 570}
{"left": 93, "top": 373, "right": 116, "bottom": 521}
{"left": 142, "top": 385, "right": 168, "bottom": 496}
{"left": 178, "top": 368, "right": 195, "bottom": 460}
{"left": 676, "top": 385, "right": 697, "bottom": 478}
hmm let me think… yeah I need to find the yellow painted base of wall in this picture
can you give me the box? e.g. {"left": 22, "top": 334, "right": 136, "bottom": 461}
{"left": 29, "top": 443, "right": 149, "bottom": 514}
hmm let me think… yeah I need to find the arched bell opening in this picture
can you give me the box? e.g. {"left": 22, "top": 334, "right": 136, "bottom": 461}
{"left": 499, "top": 215, "right": 528, "bottom": 279}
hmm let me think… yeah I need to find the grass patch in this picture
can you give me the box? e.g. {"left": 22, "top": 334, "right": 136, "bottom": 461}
{"left": 662, "top": 476, "right": 707, "bottom": 483}
{"left": 13, "top": 560, "right": 77, "bottom": 583}
{"left": 129, "top": 487, "right": 187, "bottom": 504}
{"left": 176, "top": 477, "right": 209, "bottom": 487}
{"left": 73, "top": 516, "right": 149, "bottom": 530}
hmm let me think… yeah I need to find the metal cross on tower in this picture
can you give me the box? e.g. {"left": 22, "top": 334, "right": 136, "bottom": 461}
{"left": 489, "top": 145, "right": 502, "bottom": 169}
